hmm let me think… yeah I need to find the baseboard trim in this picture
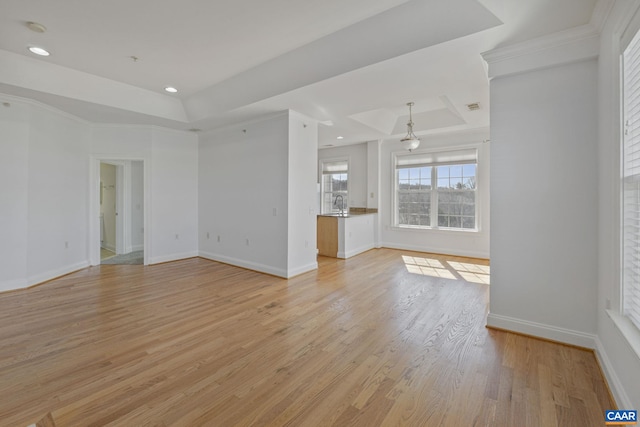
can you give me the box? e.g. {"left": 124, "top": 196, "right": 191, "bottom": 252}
{"left": 149, "top": 251, "right": 199, "bottom": 265}
{"left": 199, "top": 251, "right": 288, "bottom": 278}
{"left": 379, "top": 242, "right": 489, "bottom": 259}
{"left": 132, "top": 244, "right": 144, "bottom": 252}
{"left": 0, "top": 277, "right": 29, "bottom": 292}
{"left": 594, "top": 337, "right": 631, "bottom": 409}
{"left": 286, "top": 262, "right": 318, "bottom": 278}
{"left": 338, "top": 243, "right": 375, "bottom": 259}
{"left": 27, "top": 261, "right": 90, "bottom": 289}
{"left": 101, "top": 243, "right": 115, "bottom": 252}
{"left": 486, "top": 313, "right": 597, "bottom": 349}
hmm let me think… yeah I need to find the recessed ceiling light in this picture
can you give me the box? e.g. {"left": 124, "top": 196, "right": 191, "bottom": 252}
{"left": 337, "top": 136, "right": 344, "bottom": 140}
{"left": 164, "top": 86, "right": 178, "bottom": 93}
{"left": 28, "top": 46, "right": 50, "bottom": 56}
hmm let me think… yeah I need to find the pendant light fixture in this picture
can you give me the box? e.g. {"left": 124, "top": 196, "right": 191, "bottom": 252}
{"left": 401, "top": 102, "right": 420, "bottom": 151}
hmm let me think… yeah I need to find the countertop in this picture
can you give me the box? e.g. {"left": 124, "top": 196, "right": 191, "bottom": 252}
{"left": 317, "top": 212, "right": 377, "bottom": 218}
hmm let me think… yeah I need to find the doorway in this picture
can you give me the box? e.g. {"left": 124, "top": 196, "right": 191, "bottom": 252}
{"left": 94, "top": 159, "right": 146, "bottom": 265}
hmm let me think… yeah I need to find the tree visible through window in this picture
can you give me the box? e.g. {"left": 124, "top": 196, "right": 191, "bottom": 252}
{"left": 437, "top": 164, "right": 476, "bottom": 229}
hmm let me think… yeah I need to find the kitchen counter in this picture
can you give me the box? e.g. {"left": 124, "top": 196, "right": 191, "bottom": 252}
{"left": 317, "top": 212, "right": 377, "bottom": 258}
{"left": 317, "top": 211, "right": 375, "bottom": 218}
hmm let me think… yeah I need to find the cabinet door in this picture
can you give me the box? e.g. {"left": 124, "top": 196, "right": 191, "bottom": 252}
{"left": 317, "top": 217, "right": 338, "bottom": 257}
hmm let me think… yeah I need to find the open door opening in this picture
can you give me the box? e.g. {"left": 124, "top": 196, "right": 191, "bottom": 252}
{"left": 98, "top": 160, "right": 145, "bottom": 265}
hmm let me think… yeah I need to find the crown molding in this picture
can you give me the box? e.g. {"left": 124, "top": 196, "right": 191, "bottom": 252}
{"left": 482, "top": 24, "right": 600, "bottom": 79}
{"left": 0, "top": 93, "right": 91, "bottom": 126}
{"left": 590, "top": 0, "right": 615, "bottom": 33}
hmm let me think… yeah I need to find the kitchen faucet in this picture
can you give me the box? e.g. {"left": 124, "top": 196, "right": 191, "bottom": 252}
{"left": 334, "top": 194, "right": 345, "bottom": 216}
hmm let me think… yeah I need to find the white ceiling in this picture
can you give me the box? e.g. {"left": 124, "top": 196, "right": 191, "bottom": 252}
{"left": 0, "top": 0, "right": 598, "bottom": 147}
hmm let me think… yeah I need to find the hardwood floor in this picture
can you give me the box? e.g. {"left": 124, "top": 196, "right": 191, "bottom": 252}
{"left": 0, "top": 249, "right": 613, "bottom": 426}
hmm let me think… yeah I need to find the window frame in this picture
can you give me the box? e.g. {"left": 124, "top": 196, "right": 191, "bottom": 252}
{"left": 392, "top": 147, "right": 479, "bottom": 232}
{"left": 621, "top": 21, "right": 640, "bottom": 333}
{"left": 319, "top": 157, "right": 350, "bottom": 215}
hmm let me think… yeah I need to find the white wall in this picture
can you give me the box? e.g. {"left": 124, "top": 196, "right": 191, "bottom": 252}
{"left": 91, "top": 125, "right": 199, "bottom": 265}
{"left": 199, "top": 113, "right": 290, "bottom": 277}
{"left": 149, "top": 129, "right": 199, "bottom": 263}
{"left": 367, "top": 140, "right": 381, "bottom": 210}
{"left": 0, "top": 100, "right": 92, "bottom": 291}
{"left": 379, "top": 130, "right": 490, "bottom": 258}
{"left": 318, "top": 143, "right": 368, "bottom": 209}
{"left": 287, "top": 111, "right": 319, "bottom": 276}
{"left": 488, "top": 59, "right": 598, "bottom": 345}
{"left": 0, "top": 95, "right": 199, "bottom": 291}
{"left": 26, "top": 104, "right": 91, "bottom": 286}
{"left": 130, "top": 161, "right": 144, "bottom": 251}
{"left": 199, "top": 111, "right": 318, "bottom": 278}
{"left": 596, "top": 0, "right": 640, "bottom": 410}
{"left": 0, "top": 101, "right": 30, "bottom": 290}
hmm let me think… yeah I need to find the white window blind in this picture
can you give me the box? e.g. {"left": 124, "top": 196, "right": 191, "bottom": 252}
{"left": 623, "top": 28, "right": 640, "bottom": 330}
{"left": 322, "top": 161, "right": 348, "bottom": 174}
{"left": 396, "top": 148, "right": 477, "bottom": 169}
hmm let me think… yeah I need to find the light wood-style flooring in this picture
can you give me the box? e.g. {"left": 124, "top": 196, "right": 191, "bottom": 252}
{"left": 0, "top": 249, "right": 613, "bottom": 426}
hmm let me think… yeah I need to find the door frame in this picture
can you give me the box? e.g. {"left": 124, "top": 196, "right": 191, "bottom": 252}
{"left": 90, "top": 155, "right": 150, "bottom": 266}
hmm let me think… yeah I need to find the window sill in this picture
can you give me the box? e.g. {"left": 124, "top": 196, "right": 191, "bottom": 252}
{"left": 391, "top": 225, "right": 480, "bottom": 234}
{"left": 606, "top": 309, "right": 640, "bottom": 360}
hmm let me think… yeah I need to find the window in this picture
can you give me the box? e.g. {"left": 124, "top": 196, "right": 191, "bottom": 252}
{"left": 395, "top": 149, "right": 477, "bottom": 230}
{"left": 623, "top": 28, "right": 640, "bottom": 330}
{"left": 321, "top": 160, "right": 348, "bottom": 214}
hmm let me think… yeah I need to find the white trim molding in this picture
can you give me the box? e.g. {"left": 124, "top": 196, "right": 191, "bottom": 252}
{"left": 486, "top": 313, "right": 597, "bottom": 349}
{"left": 337, "top": 243, "right": 375, "bottom": 259}
{"left": 199, "top": 251, "right": 288, "bottom": 278}
{"left": 595, "top": 337, "right": 632, "bottom": 409}
{"left": 200, "top": 251, "right": 317, "bottom": 279}
{"left": 591, "top": 0, "right": 615, "bottom": 33}
{"left": 286, "top": 262, "right": 319, "bottom": 278}
{"left": 482, "top": 24, "right": 600, "bottom": 79}
{"left": 149, "top": 251, "right": 198, "bottom": 265}
{"left": 27, "top": 261, "right": 90, "bottom": 289}
{"left": 0, "top": 278, "right": 28, "bottom": 293}
{"left": 380, "top": 242, "right": 489, "bottom": 260}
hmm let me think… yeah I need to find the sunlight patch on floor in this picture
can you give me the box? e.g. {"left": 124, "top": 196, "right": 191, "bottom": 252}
{"left": 447, "top": 261, "right": 491, "bottom": 284}
{"left": 402, "top": 255, "right": 490, "bottom": 284}
{"left": 402, "top": 256, "right": 457, "bottom": 280}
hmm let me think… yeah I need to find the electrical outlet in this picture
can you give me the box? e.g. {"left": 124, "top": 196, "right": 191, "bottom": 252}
{"left": 206, "top": 232, "right": 210, "bottom": 239}
{"left": 273, "top": 208, "right": 277, "bottom": 216}
{"left": 65, "top": 241, "right": 69, "bottom": 249}
{"left": 606, "top": 299, "right": 611, "bottom": 310}
{"left": 305, "top": 240, "right": 308, "bottom": 248}
{"left": 175, "top": 234, "right": 179, "bottom": 240}
{"left": 217, "top": 235, "right": 220, "bottom": 242}
{"left": 245, "top": 238, "right": 250, "bottom": 246}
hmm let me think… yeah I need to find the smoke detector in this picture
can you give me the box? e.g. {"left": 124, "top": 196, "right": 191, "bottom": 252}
{"left": 27, "top": 22, "right": 47, "bottom": 33}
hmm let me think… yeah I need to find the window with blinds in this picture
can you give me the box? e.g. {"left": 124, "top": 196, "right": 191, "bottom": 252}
{"left": 623, "top": 28, "right": 640, "bottom": 330}
{"left": 321, "top": 159, "right": 348, "bottom": 214}
{"left": 395, "top": 148, "right": 478, "bottom": 230}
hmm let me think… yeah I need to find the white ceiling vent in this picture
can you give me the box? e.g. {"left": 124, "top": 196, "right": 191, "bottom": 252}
{"left": 466, "top": 102, "right": 481, "bottom": 111}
